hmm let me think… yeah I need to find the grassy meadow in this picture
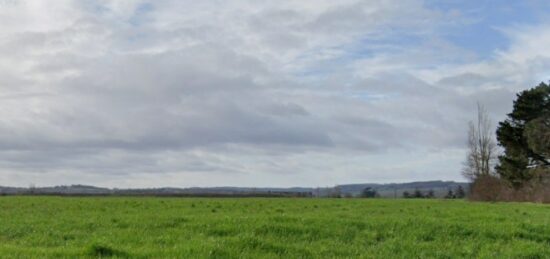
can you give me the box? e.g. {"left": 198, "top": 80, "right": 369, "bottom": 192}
{"left": 0, "top": 197, "right": 549, "bottom": 258}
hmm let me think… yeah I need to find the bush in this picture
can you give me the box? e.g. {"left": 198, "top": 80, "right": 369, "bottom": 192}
{"left": 469, "top": 175, "right": 550, "bottom": 203}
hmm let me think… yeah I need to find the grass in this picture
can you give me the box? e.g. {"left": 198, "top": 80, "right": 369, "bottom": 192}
{"left": 0, "top": 197, "right": 549, "bottom": 258}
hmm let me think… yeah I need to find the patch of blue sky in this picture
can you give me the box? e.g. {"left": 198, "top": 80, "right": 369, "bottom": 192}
{"left": 291, "top": 33, "right": 423, "bottom": 81}
{"left": 123, "top": 2, "right": 155, "bottom": 47}
{"left": 425, "top": 0, "right": 543, "bottom": 59}
{"left": 291, "top": 1, "right": 549, "bottom": 83}
{"left": 290, "top": 46, "right": 355, "bottom": 80}
{"left": 81, "top": 0, "right": 110, "bottom": 16}
{"left": 129, "top": 2, "right": 154, "bottom": 27}
{"left": 351, "top": 33, "right": 424, "bottom": 58}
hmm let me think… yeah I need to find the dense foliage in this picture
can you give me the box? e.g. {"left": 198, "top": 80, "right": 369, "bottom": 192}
{"left": 496, "top": 82, "right": 550, "bottom": 188}
{"left": 0, "top": 197, "right": 549, "bottom": 258}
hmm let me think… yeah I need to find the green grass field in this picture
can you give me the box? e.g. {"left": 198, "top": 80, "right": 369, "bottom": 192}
{"left": 0, "top": 197, "right": 549, "bottom": 258}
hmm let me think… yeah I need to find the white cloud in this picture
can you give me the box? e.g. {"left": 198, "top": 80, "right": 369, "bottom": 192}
{"left": 0, "top": 1, "right": 548, "bottom": 187}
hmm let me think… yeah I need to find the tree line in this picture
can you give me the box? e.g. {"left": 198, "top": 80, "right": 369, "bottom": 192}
{"left": 402, "top": 186, "right": 465, "bottom": 199}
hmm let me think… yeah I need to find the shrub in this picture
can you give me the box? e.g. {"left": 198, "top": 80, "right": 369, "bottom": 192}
{"left": 469, "top": 174, "right": 550, "bottom": 203}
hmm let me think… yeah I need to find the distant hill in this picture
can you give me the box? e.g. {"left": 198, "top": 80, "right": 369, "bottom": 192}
{"left": 0, "top": 181, "right": 468, "bottom": 198}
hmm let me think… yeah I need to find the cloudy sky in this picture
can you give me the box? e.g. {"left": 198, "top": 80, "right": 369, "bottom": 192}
{"left": 1, "top": 0, "right": 550, "bottom": 188}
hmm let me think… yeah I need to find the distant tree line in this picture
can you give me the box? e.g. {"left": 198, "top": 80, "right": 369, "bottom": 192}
{"left": 328, "top": 187, "right": 380, "bottom": 198}
{"left": 443, "top": 186, "right": 466, "bottom": 199}
{"left": 467, "top": 82, "right": 550, "bottom": 203}
{"left": 402, "top": 186, "right": 465, "bottom": 199}
{"left": 402, "top": 189, "right": 433, "bottom": 199}
{"left": 328, "top": 186, "right": 470, "bottom": 199}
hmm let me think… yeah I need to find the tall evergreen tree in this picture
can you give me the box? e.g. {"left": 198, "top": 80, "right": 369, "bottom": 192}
{"left": 496, "top": 82, "right": 550, "bottom": 187}
{"left": 525, "top": 114, "right": 550, "bottom": 158}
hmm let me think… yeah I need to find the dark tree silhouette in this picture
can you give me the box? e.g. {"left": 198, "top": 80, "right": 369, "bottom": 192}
{"left": 496, "top": 82, "right": 550, "bottom": 188}
{"left": 455, "top": 186, "right": 466, "bottom": 199}
{"left": 360, "top": 187, "right": 378, "bottom": 198}
{"left": 444, "top": 189, "right": 455, "bottom": 199}
{"left": 426, "top": 189, "right": 435, "bottom": 198}
{"left": 413, "top": 188, "right": 424, "bottom": 198}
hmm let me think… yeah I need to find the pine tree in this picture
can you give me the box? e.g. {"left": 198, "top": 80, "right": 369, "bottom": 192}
{"left": 525, "top": 115, "right": 550, "bottom": 159}
{"left": 496, "top": 82, "right": 550, "bottom": 188}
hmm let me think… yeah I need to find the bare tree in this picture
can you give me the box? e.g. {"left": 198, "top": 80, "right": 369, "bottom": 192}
{"left": 463, "top": 103, "right": 498, "bottom": 180}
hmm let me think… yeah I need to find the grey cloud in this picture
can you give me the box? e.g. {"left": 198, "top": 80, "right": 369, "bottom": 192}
{"left": 437, "top": 72, "right": 489, "bottom": 88}
{"left": 0, "top": 0, "right": 547, "bottom": 187}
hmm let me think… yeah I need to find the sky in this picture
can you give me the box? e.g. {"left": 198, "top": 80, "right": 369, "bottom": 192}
{"left": 1, "top": 0, "right": 550, "bottom": 188}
